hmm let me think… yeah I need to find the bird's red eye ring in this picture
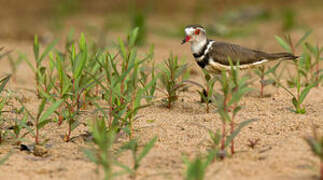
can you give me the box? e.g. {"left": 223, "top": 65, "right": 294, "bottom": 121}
{"left": 195, "top": 29, "right": 200, "bottom": 35}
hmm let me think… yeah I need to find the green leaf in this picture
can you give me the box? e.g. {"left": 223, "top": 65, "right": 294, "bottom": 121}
{"left": 225, "top": 119, "right": 257, "bottom": 147}
{"left": 33, "top": 35, "right": 39, "bottom": 62}
{"left": 296, "top": 30, "right": 312, "bottom": 48}
{"left": 39, "top": 39, "right": 58, "bottom": 64}
{"left": 299, "top": 83, "right": 315, "bottom": 104}
{"left": 83, "top": 149, "right": 98, "bottom": 164}
{"left": 292, "top": 97, "right": 298, "bottom": 109}
{"left": 38, "top": 100, "right": 63, "bottom": 125}
{"left": 275, "top": 36, "right": 292, "bottom": 53}
{"left": 136, "top": 136, "right": 157, "bottom": 164}
{"left": 0, "top": 74, "right": 11, "bottom": 94}
{"left": 304, "top": 137, "right": 322, "bottom": 157}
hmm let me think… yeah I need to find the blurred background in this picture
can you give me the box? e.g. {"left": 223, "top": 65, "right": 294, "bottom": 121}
{"left": 0, "top": 0, "right": 322, "bottom": 42}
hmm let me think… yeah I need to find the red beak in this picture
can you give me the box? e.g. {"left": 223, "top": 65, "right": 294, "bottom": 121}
{"left": 181, "top": 36, "right": 191, "bottom": 44}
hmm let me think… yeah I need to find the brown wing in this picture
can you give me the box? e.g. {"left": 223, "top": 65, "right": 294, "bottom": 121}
{"left": 208, "top": 41, "right": 270, "bottom": 65}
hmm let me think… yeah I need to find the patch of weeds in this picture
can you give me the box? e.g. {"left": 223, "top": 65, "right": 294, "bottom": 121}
{"left": 91, "top": 28, "right": 156, "bottom": 137}
{"left": 304, "top": 125, "right": 323, "bottom": 180}
{"left": 182, "top": 150, "right": 216, "bottom": 180}
{"left": 275, "top": 32, "right": 319, "bottom": 114}
{"left": 158, "top": 54, "right": 188, "bottom": 109}
{"left": 213, "top": 60, "right": 255, "bottom": 157}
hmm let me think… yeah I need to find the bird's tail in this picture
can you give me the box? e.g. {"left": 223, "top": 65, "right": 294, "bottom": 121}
{"left": 267, "top": 52, "right": 298, "bottom": 61}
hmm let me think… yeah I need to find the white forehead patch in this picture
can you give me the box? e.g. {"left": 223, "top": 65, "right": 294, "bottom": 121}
{"left": 185, "top": 27, "right": 195, "bottom": 35}
{"left": 184, "top": 27, "right": 205, "bottom": 35}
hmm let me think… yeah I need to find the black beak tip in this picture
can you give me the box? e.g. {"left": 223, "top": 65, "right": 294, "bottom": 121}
{"left": 181, "top": 39, "right": 186, "bottom": 45}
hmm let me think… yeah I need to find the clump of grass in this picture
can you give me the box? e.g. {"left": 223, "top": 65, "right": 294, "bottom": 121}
{"left": 213, "top": 60, "right": 255, "bottom": 157}
{"left": 159, "top": 54, "right": 188, "bottom": 109}
{"left": 275, "top": 31, "right": 319, "bottom": 114}
{"left": 91, "top": 28, "right": 155, "bottom": 138}
{"left": 304, "top": 125, "right": 323, "bottom": 180}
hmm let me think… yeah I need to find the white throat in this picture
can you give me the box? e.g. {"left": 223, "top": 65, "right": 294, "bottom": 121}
{"left": 191, "top": 39, "right": 208, "bottom": 54}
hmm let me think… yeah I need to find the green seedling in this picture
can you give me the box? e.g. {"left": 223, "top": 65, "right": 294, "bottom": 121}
{"left": 185, "top": 69, "right": 216, "bottom": 113}
{"left": 83, "top": 117, "right": 116, "bottom": 180}
{"left": 17, "top": 98, "right": 63, "bottom": 145}
{"left": 304, "top": 126, "right": 323, "bottom": 180}
{"left": 23, "top": 35, "right": 58, "bottom": 97}
{"left": 214, "top": 60, "right": 254, "bottom": 156}
{"left": 253, "top": 63, "right": 280, "bottom": 97}
{"left": 117, "top": 137, "right": 157, "bottom": 179}
{"left": 159, "top": 54, "right": 188, "bottom": 109}
{"left": 275, "top": 32, "right": 318, "bottom": 114}
{"left": 183, "top": 150, "right": 216, "bottom": 180}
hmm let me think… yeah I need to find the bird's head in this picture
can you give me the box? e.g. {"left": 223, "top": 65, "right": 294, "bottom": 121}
{"left": 181, "top": 25, "right": 207, "bottom": 45}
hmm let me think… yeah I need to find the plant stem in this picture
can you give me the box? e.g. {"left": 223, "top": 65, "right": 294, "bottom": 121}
{"left": 35, "top": 120, "right": 39, "bottom": 144}
{"left": 260, "top": 66, "right": 265, "bottom": 98}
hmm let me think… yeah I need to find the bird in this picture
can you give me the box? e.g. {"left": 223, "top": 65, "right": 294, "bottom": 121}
{"left": 181, "top": 24, "right": 298, "bottom": 73}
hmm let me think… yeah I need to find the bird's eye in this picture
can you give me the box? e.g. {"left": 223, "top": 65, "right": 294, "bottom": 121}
{"left": 195, "top": 29, "right": 200, "bottom": 35}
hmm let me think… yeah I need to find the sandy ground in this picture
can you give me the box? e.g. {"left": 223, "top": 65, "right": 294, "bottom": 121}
{"left": 0, "top": 7, "right": 323, "bottom": 180}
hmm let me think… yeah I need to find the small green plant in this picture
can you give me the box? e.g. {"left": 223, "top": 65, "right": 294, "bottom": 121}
{"left": 214, "top": 60, "right": 255, "bottom": 156}
{"left": 23, "top": 35, "right": 57, "bottom": 97}
{"left": 17, "top": 98, "right": 63, "bottom": 145}
{"left": 183, "top": 151, "right": 216, "bottom": 180}
{"left": 117, "top": 137, "right": 157, "bottom": 179}
{"left": 304, "top": 126, "right": 323, "bottom": 180}
{"left": 83, "top": 117, "right": 116, "bottom": 180}
{"left": 159, "top": 54, "right": 188, "bottom": 109}
{"left": 253, "top": 63, "right": 280, "bottom": 97}
{"left": 275, "top": 32, "right": 318, "bottom": 114}
{"left": 185, "top": 69, "right": 216, "bottom": 113}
